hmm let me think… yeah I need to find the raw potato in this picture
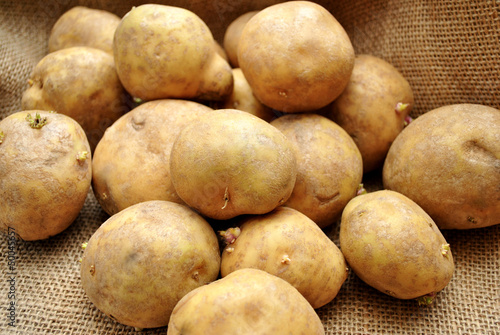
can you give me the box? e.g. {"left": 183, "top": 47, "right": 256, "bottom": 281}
{"left": 0, "top": 111, "right": 91, "bottom": 241}
{"left": 340, "top": 190, "right": 455, "bottom": 304}
{"left": 21, "top": 46, "right": 129, "bottom": 150}
{"left": 220, "top": 206, "right": 348, "bottom": 309}
{"left": 113, "top": 4, "right": 233, "bottom": 101}
{"left": 271, "top": 113, "right": 363, "bottom": 228}
{"left": 167, "top": 268, "right": 325, "bottom": 335}
{"left": 92, "top": 99, "right": 212, "bottom": 216}
{"left": 326, "top": 54, "right": 414, "bottom": 173}
{"left": 383, "top": 103, "right": 500, "bottom": 229}
{"left": 80, "top": 200, "right": 221, "bottom": 329}
{"left": 170, "top": 109, "right": 297, "bottom": 220}
{"left": 238, "top": 1, "right": 355, "bottom": 112}
{"left": 48, "top": 6, "right": 121, "bottom": 54}
{"left": 223, "top": 10, "right": 259, "bottom": 67}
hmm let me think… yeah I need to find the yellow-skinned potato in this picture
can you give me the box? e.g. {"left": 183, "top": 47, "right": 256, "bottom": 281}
{"left": 48, "top": 6, "right": 121, "bottom": 55}
{"left": 113, "top": 4, "right": 233, "bottom": 102}
{"left": 80, "top": 200, "right": 221, "bottom": 329}
{"left": 0, "top": 111, "right": 91, "bottom": 241}
{"left": 92, "top": 99, "right": 212, "bottom": 216}
{"left": 340, "top": 190, "right": 454, "bottom": 304}
{"left": 220, "top": 206, "right": 348, "bottom": 309}
{"left": 167, "top": 268, "right": 325, "bottom": 335}
{"left": 326, "top": 54, "right": 414, "bottom": 173}
{"left": 223, "top": 10, "right": 259, "bottom": 68}
{"left": 271, "top": 113, "right": 363, "bottom": 228}
{"left": 383, "top": 104, "right": 500, "bottom": 229}
{"left": 238, "top": 1, "right": 355, "bottom": 112}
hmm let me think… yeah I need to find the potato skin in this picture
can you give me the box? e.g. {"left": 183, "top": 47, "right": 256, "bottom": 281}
{"left": 340, "top": 190, "right": 454, "bottom": 301}
{"left": 223, "top": 10, "right": 259, "bottom": 68}
{"left": 80, "top": 200, "right": 221, "bottom": 329}
{"left": 167, "top": 268, "right": 325, "bottom": 335}
{"left": 383, "top": 104, "right": 500, "bottom": 229}
{"left": 221, "top": 206, "right": 348, "bottom": 309}
{"left": 0, "top": 111, "right": 91, "bottom": 241}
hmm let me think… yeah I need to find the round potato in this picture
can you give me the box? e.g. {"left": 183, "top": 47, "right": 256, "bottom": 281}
{"left": 221, "top": 206, "right": 348, "bottom": 309}
{"left": 48, "top": 6, "right": 121, "bottom": 54}
{"left": 92, "top": 99, "right": 212, "bottom": 216}
{"left": 113, "top": 4, "right": 233, "bottom": 101}
{"left": 238, "top": 1, "right": 354, "bottom": 112}
{"left": 383, "top": 103, "right": 500, "bottom": 229}
{"left": 21, "top": 46, "right": 129, "bottom": 150}
{"left": 271, "top": 113, "right": 363, "bottom": 228}
{"left": 80, "top": 200, "right": 221, "bottom": 329}
{"left": 223, "top": 10, "right": 259, "bottom": 68}
{"left": 0, "top": 111, "right": 91, "bottom": 241}
{"left": 167, "top": 268, "right": 325, "bottom": 335}
{"left": 170, "top": 109, "right": 297, "bottom": 220}
{"left": 340, "top": 190, "right": 454, "bottom": 304}
{"left": 325, "top": 54, "right": 414, "bottom": 173}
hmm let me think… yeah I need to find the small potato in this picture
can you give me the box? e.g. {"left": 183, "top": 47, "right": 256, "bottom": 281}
{"left": 271, "top": 113, "right": 363, "bottom": 228}
{"left": 223, "top": 10, "right": 259, "bottom": 67}
{"left": 80, "top": 200, "right": 221, "bottom": 329}
{"left": 167, "top": 268, "right": 325, "bottom": 335}
{"left": 92, "top": 99, "right": 212, "bottom": 216}
{"left": 48, "top": 6, "right": 121, "bottom": 54}
{"left": 325, "top": 54, "right": 414, "bottom": 173}
{"left": 220, "top": 206, "right": 348, "bottom": 309}
{"left": 0, "top": 111, "right": 91, "bottom": 241}
{"left": 340, "top": 190, "right": 454, "bottom": 304}
{"left": 383, "top": 103, "right": 500, "bottom": 229}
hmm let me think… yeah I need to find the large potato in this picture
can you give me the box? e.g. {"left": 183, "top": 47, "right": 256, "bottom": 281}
{"left": 271, "top": 113, "right": 363, "bottom": 228}
{"left": 0, "top": 111, "right": 91, "bottom": 241}
{"left": 220, "top": 206, "right": 348, "bottom": 309}
{"left": 170, "top": 109, "right": 297, "bottom": 220}
{"left": 167, "top": 268, "right": 325, "bottom": 335}
{"left": 92, "top": 99, "right": 212, "bottom": 216}
{"left": 383, "top": 103, "right": 500, "bottom": 229}
{"left": 238, "top": 1, "right": 354, "bottom": 112}
{"left": 340, "top": 190, "right": 455, "bottom": 304}
{"left": 80, "top": 200, "right": 221, "bottom": 329}
{"left": 222, "top": 10, "right": 259, "bottom": 68}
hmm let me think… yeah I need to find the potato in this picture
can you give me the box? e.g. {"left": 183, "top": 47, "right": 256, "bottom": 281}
{"left": 213, "top": 40, "right": 229, "bottom": 62}
{"left": 170, "top": 109, "right": 297, "bottom": 220}
{"left": 325, "top": 54, "right": 414, "bottom": 173}
{"left": 238, "top": 1, "right": 354, "bottom": 112}
{"left": 92, "top": 99, "right": 212, "bottom": 216}
{"left": 0, "top": 111, "right": 91, "bottom": 241}
{"left": 222, "top": 10, "right": 259, "bottom": 68}
{"left": 271, "top": 113, "right": 363, "bottom": 228}
{"left": 21, "top": 46, "right": 129, "bottom": 150}
{"left": 48, "top": 6, "right": 121, "bottom": 55}
{"left": 113, "top": 4, "right": 233, "bottom": 101}
{"left": 167, "top": 268, "right": 325, "bottom": 335}
{"left": 220, "top": 206, "right": 348, "bottom": 309}
{"left": 383, "top": 103, "right": 500, "bottom": 229}
{"left": 80, "top": 200, "right": 221, "bottom": 329}
{"left": 340, "top": 190, "right": 454, "bottom": 304}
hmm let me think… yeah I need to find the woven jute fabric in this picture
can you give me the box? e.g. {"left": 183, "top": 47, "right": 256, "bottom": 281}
{"left": 1, "top": 0, "right": 499, "bottom": 334}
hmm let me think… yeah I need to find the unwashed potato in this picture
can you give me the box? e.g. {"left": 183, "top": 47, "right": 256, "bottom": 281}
{"left": 92, "top": 99, "right": 212, "bottom": 216}
{"left": 80, "top": 200, "right": 221, "bottom": 329}
{"left": 325, "top": 54, "right": 414, "bottom": 173}
{"left": 167, "top": 268, "right": 325, "bottom": 335}
{"left": 383, "top": 103, "right": 500, "bottom": 229}
{"left": 113, "top": 4, "right": 233, "bottom": 101}
{"left": 170, "top": 109, "right": 297, "bottom": 220}
{"left": 220, "top": 206, "right": 348, "bottom": 309}
{"left": 21, "top": 46, "right": 129, "bottom": 150}
{"left": 48, "top": 6, "right": 121, "bottom": 55}
{"left": 238, "top": 1, "right": 355, "bottom": 112}
{"left": 340, "top": 190, "right": 455, "bottom": 304}
{"left": 271, "top": 113, "right": 363, "bottom": 228}
{"left": 223, "top": 10, "right": 259, "bottom": 68}
{"left": 0, "top": 111, "right": 91, "bottom": 241}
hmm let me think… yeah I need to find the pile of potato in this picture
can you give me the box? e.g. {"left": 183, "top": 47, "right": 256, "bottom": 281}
{"left": 0, "top": 1, "right": 499, "bottom": 334}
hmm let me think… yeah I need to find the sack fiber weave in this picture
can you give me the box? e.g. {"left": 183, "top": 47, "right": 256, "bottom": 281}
{"left": 1, "top": 1, "right": 499, "bottom": 334}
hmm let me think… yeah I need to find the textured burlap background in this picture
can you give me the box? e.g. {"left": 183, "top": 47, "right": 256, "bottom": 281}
{"left": 1, "top": 0, "right": 499, "bottom": 334}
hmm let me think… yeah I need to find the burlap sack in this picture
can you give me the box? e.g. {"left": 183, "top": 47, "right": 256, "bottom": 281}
{"left": 1, "top": 1, "right": 498, "bottom": 334}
